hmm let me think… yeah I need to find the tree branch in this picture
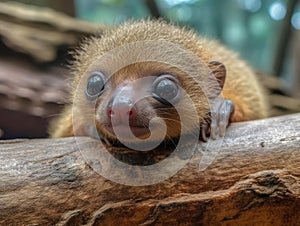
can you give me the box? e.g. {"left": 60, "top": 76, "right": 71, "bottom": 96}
{"left": 0, "top": 113, "right": 299, "bottom": 225}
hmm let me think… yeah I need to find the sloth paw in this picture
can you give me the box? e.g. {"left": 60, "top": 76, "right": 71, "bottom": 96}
{"left": 200, "top": 98, "right": 234, "bottom": 141}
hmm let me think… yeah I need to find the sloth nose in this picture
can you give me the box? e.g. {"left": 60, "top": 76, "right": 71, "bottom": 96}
{"left": 107, "top": 96, "right": 136, "bottom": 123}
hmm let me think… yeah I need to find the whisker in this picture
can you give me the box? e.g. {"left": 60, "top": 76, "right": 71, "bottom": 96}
{"left": 156, "top": 117, "right": 200, "bottom": 140}
{"left": 154, "top": 126, "right": 177, "bottom": 147}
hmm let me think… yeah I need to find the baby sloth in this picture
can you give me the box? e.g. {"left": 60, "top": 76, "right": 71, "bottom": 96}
{"left": 50, "top": 20, "right": 268, "bottom": 147}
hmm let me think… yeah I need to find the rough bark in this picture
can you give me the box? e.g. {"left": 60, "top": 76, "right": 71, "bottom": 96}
{"left": 0, "top": 113, "right": 299, "bottom": 225}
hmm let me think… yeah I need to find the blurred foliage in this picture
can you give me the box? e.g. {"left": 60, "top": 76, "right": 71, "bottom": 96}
{"left": 75, "top": 0, "right": 150, "bottom": 24}
{"left": 157, "top": 0, "right": 288, "bottom": 74}
{"left": 74, "top": 0, "right": 300, "bottom": 75}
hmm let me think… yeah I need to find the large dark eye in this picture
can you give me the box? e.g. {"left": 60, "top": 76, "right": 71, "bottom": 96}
{"left": 152, "top": 75, "right": 180, "bottom": 105}
{"left": 86, "top": 72, "right": 105, "bottom": 99}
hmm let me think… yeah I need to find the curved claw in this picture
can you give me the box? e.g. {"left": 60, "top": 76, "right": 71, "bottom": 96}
{"left": 200, "top": 98, "right": 234, "bottom": 142}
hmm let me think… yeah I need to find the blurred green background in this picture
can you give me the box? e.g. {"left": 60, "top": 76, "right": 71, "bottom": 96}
{"left": 73, "top": 0, "right": 299, "bottom": 78}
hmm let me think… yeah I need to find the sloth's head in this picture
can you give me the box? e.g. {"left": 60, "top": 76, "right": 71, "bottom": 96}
{"left": 71, "top": 21, "right": 226, "bottom": 146}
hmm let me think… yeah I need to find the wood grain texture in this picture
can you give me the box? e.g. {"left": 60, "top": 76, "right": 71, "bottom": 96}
{"left": 0, "top": 113, "right": 299, "bottom": 225}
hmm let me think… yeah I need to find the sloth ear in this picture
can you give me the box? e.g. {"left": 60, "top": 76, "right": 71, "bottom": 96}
{"left": 208, "top": 60, "right": 226, "bottom": 90}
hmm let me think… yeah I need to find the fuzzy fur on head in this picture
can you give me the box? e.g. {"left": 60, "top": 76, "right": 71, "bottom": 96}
{"left": 50, "top": 20, "right": 269, "bottom": 141}
{"left": 68, "top": 20, "right": 225, "bottom": 143}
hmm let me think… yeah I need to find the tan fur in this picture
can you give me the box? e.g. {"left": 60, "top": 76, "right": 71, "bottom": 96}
{"left": 49, "top": 106, "right": 73, "bottom": 138}
{"left": 49, "top": 20, "right": 268, "bottom": 138}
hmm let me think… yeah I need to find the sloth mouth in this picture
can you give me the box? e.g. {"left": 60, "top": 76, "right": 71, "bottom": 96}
{"left": 104, "top": 124, "right": 151, "bottom": 138}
